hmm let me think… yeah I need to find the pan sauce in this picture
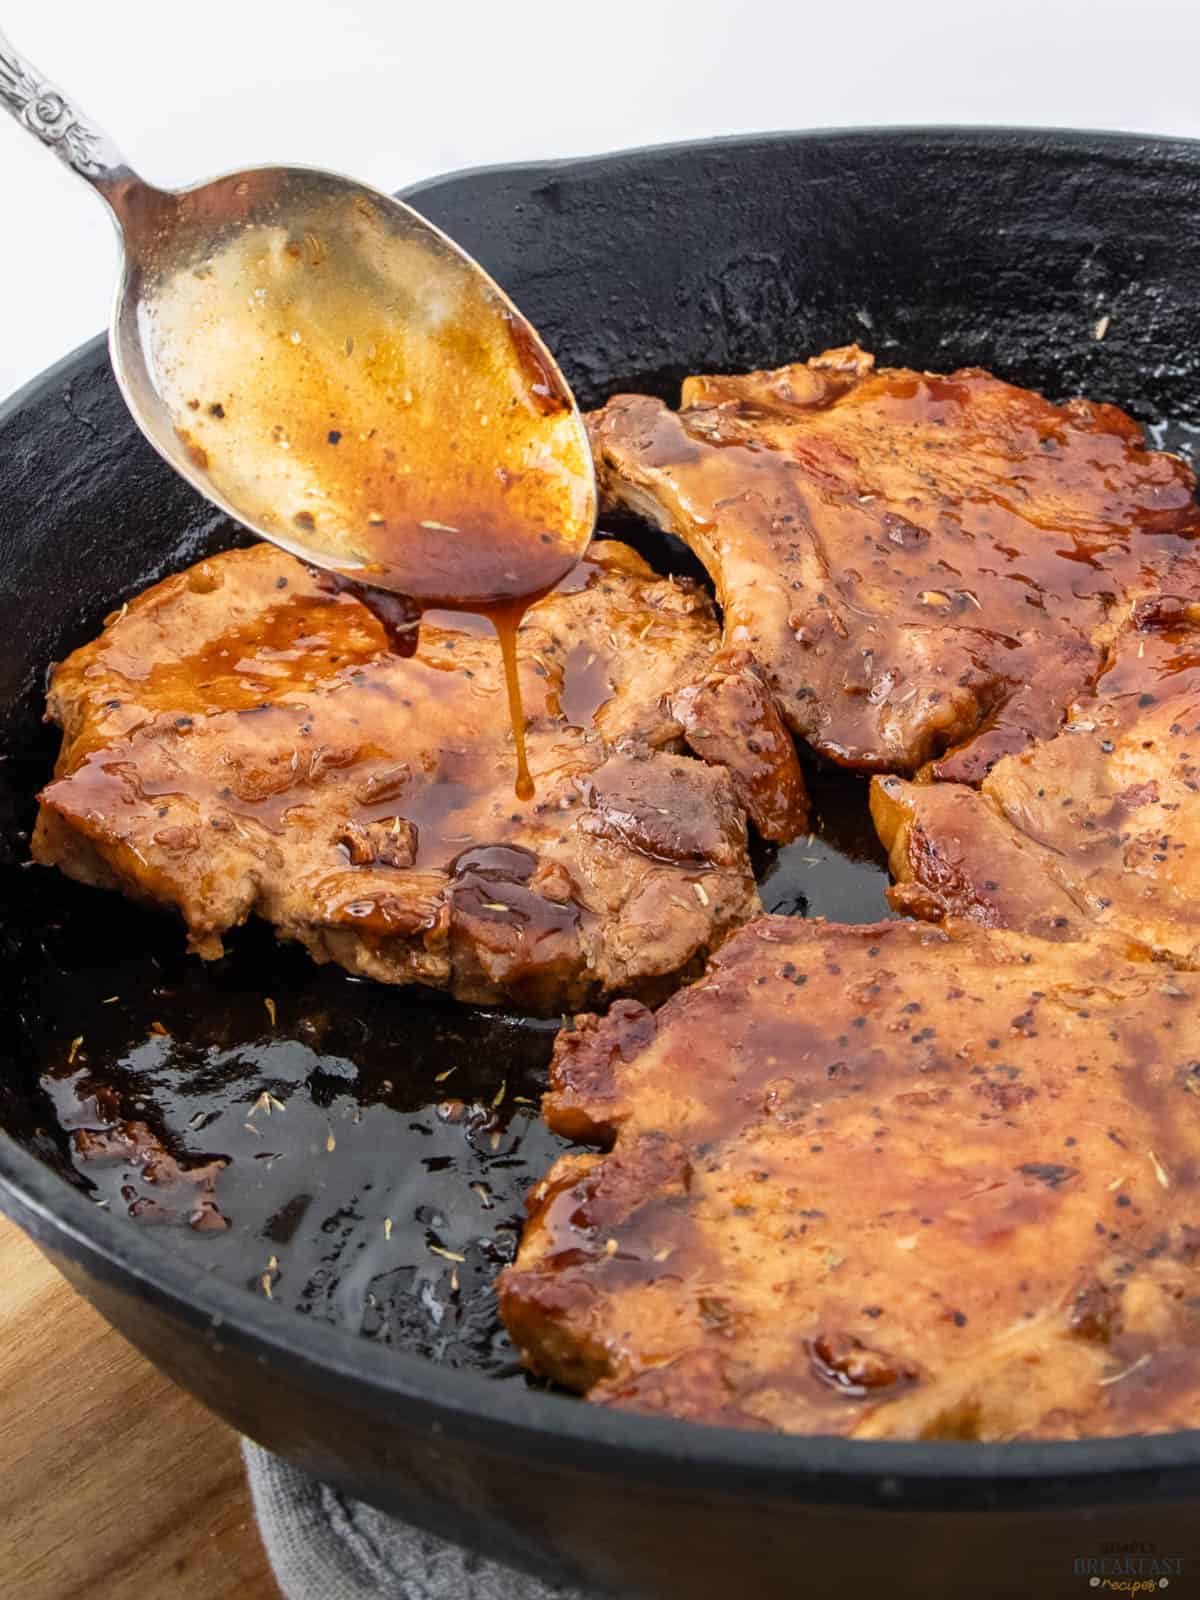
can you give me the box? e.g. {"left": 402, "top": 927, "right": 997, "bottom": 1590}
{"left": 23, "top": 783, "right": 883, "bottom": 1376}
{"left": 16, "top": 420, "right": 1200, "bottom": 1390}
{"left": 15, "top": 494, "right": 890, "bottom": 1371}
{"left": 151, "top": 212, "right": 590, "bottom": 605}
{"left": 148, "top": 205, "right": 595, "bottom": 798}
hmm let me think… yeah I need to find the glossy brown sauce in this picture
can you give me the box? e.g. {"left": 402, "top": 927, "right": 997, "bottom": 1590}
{"left": 449, "top": 844, "right": 581, "bottom": 949}
{"left": 505, "top": 916, "right": 1200, "bottom": 1437}
{"left": 11, "top": 411, "right": 1200, "bottom": 1403}
{"left": 311, "top": 568, "right": 537, "bottom": 798}
{"left": 490, "top": 601, "right": 536, "bottom": 801}
{"left": 595, "top": 354, "right": 1200, "bottom": 779}
{"left": 147, "top": 199, "right": 595, "bottom": 797}
{"left": 322, "top": 575, "right": 544, "bottom": 800}
{"left": 10, "top": 749, "right": 891, "bottom": 1379}
{"left": 310, "top": 569, "right": 421, "bottom": 656}
{"left": 558, "top": 641, "right": 615, "bottom": 730}
{"left": 338, "top": 520, "right": 679, "bottom": 813}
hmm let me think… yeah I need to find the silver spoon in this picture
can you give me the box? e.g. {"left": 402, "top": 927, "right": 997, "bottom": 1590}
{"left": 0, "top": 28, "right": 596, "bottom": 610}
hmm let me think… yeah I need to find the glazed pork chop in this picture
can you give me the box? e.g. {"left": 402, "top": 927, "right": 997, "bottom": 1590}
{"left": 589, "top": 347, "right": 1200, "bottom": 784}
{"left": 33, "top": 540, "right": 760, "bottom": 1012}
{"left": 499, "top": 917, "right": 1200, "bottom": 1440}
{"left": 871, "top": 603, "right": 1200, "bottom": 967}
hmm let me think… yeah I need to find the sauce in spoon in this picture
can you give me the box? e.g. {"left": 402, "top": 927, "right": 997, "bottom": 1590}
{"left": 145, "top": 189, "right": 596, "bottom": 796}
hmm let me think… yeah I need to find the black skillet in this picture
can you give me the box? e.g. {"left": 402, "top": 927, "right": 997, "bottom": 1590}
{"left": 4, "top": 130, "right": 1200, "bottom": 1600}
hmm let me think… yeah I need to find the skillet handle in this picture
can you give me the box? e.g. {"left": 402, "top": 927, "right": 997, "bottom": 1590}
{"left": 0, "top": 26, "right": 141, "bottom": 214}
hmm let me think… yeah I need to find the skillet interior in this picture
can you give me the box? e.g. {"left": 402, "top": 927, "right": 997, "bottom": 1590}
{"left": 6, "top": 131, "right": 1200, "bottom": 1595}
{"left": 8, "top": 654, "right": 896, "bottom": 1374}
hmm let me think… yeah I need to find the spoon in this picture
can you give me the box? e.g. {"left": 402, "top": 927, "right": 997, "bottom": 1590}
{"left": 0, "top": 29, "right": 596, "bottom": 792}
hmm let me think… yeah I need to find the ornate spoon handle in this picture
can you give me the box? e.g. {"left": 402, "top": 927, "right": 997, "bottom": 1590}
{"left": 0, "top": 25, "right": 135, "bottom": 200}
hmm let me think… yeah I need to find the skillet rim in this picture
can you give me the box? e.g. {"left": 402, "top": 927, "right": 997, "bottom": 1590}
{"left": 5, "top": 123, "right": 1200, "bottom": 1508}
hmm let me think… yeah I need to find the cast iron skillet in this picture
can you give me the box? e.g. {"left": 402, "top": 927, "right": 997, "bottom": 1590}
{"left": 4, "top": 129, "right": 1200, "bottom": 1600}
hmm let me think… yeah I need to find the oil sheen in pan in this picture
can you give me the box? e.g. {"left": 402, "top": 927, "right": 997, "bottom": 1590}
{"left": 23, "top": 755, "right": 887, "bottom": 1379}
{"left": 18, "top": 410, "right": 1200, "bottom": 1379}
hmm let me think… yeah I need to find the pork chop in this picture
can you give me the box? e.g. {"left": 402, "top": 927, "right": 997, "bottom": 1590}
{"left": 33, "top": 541, "right": 760, "bottom": 1011}
{"left": 499, "top": 917, "right": 1200, "bottom": 1439}
{"left": 872, "top": 603, "right": 1200, "bottom": 967}
{"left": 588, "top": 347, "right": 1200, "bottom": 784}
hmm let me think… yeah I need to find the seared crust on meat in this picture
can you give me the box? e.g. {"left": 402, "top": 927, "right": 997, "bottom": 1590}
{"left": 499, "top": 917, "right": 1200, "bottom": 1439}
{"left": 33, "top": 541, "right": 759, "bottom": 1011}
{"left": 872, "top": 605, "right": 1200, "bottom": 967}
{"left": 588, "top": 347, "right": 1200, "bottom": 784}
{"left": 671, "top": 650, "right": 809, "bottom": 842}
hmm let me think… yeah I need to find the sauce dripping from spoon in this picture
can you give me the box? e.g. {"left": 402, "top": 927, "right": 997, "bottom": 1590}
{"left": 489, "top": 600, "right": 536, "bottom": 802}
{"left": 322, "top": 575, "right": 539, "bottom": 801}
{"left": 145, "top": 193, "right": 596, "bottom": 797}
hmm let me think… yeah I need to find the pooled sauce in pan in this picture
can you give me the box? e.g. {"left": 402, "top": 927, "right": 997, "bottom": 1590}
{"left": 9, "top": 507, "right": 891, "bottom": 1375}
{"left": 9, "top": 417, "right": 1200, "bottom": 1384}
{"left": 26, "top": 901, "right": 563, "bottom": 1372}
{"left": 14, "top": 778, "right": 882, "bottom": 1370}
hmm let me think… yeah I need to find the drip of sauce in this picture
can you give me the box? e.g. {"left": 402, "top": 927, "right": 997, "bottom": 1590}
{"left": 311, "top": 569, "right": 421, "bottom": 656}
{"left": 146, "top": 198, "right": 595, "bottom": 798}
{"left": 488, "top": 600, "right": 535, "bottom": 801}
{"left": 319, "top": 571, "right": 540, "bottom": 801}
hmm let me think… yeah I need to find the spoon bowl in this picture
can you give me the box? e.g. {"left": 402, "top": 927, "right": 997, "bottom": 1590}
{"left": 1, "top": 35, "right": 596, "bottom": 608}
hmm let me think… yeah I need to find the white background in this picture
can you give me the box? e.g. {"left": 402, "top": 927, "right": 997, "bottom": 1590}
{"left": 2, "top": 0, "right": 1199, "bottom": 400}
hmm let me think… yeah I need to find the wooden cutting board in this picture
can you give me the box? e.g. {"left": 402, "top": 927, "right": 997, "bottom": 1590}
{"left": 0, "top": 1214, "right": 278, "bottom": 1599}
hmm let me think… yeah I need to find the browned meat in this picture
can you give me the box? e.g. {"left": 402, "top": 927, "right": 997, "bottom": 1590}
{"left": 499, "top": 917, "right": 1200, "bottom": 1440}
{"left": 671, "top": 649, "right": 809, "bottom": 842}
{"left": 33, "top": 540, "right": 760, "bottom": 1012}
{"left": 871, "top": 778, "right": 1088, "bottom": 941}
{"left": 872, "top": 607, "right": 1200, "bottom": 967}
{"left": 588, "top": 347, "right": 1200, "bottom": 784}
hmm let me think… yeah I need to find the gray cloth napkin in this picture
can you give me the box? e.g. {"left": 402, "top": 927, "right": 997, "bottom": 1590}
{"left": 243, "top": 1441, "right": 590, "bottom": 1600}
